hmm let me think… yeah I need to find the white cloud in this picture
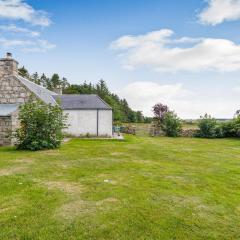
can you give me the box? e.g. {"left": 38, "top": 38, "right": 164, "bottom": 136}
{"left": 0, "top": 2, "right": 54, "bottom": 52}
{"left": 0, "top": 37, "right": 32, "bottom": 47}
{"left": 23, "top": 39, "right": 56, "bottom": 52}
{"left": 199, "top": 0, "right": 240, "bottom": 25}
{"left": 116, "top": 81, "right": 239, "bottom": 119}
{"left": 111, "top": 29, "right": 174, "bottom": 49}
{"left": 111, "top": 29, "right": 240, "bottom": 72}
{"left": 0, "top": 24, "right": 40, "bottom": 36}
{"left": 0, "top": 0, "right": 51, "bottom": 26}
{"left": 0, "top": 37, "right": 55, "bottom": 52}
{"left": 116, "top": 81, "right": 192, "bottom": 117}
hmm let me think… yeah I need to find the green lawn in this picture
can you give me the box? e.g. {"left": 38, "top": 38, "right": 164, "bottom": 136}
{"left": 1, "top": 136, "right": 240, "bottom": 240}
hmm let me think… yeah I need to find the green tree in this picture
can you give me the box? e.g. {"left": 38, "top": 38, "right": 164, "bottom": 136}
{"left": 50, "top": 73, "right": 61, "bottom": 90}
{"left": 162, "top": 111, "right": 182, "bottom": 137}
{"left": 136, "top": 111, "right": 144, "bottom": 123}
{"left": 40, "top": 74, "right": 50, "bottom": 88}
{"left": 61, "top": 77, "right": 70, "bottom": 90}
{"left": 96, "top": 80, "right": 109, "bottom": 99}
{"left": 18, "top": 66, "right": 30, "bottom": 79}
{"left": 14, "top": 100, "right": 68, "bottom": 151}
{"left": 222, "top": 115, "right": 240, "bottom": 137}
{"left": 197, "top": 114, "right": 222, "bottom": 138}
{"left": 31, "top": 72, "right": 40, "bottom": 85}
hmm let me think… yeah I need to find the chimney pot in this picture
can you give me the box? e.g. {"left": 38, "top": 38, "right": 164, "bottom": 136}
{"left": 6, "top": 52, "right": 12, "bottom": 58}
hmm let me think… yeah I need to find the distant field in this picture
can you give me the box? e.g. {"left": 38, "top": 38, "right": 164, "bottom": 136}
{"left": 121, "top": 122, "right": 199, "bottom": 136}
{"left": 182, "top": 122, "right": 199, "bottom": 130}
{"left": 1, "top": 136, "right": 240, "bottom": 239}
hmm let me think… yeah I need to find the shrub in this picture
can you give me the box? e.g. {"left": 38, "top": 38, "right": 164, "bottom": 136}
{"left": 232, "top": 116, "right": 240, "bottom": 137}
{"left": 14, "top": 100, "right": 67, "bottom": 151}
{"left": 221, "top": 121, "right": 234, "bottom": 137}
{"left": 222, "top": 117, "right": 240, "bottom": 137}
{"left": 196, "top": 114, "right": 223, "bottom": 138}
{"left": 162, "top": 111, "right": 182, "bottom": 137}
{"left": 214, "top": 124, "right": 225, "bottom": 138}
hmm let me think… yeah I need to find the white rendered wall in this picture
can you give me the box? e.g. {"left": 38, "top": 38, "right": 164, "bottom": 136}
{"left": 98, "top": 110, "right": 112, "bottom": 136}
{"left": 63, "top": 109, "right": 112, "bottom": 136}
{"left": 64, "top": 110, "right": 97, "bottom": 136}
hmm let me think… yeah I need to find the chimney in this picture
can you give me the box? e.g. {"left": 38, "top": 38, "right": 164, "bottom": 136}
{"left": 53, "top": 86, "right": 62, "bottom": 95}
{"left": 0, "top": 53, "right": 19, "bottom": 79}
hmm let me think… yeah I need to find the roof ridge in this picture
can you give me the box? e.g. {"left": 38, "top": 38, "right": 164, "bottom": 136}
{"left": 18, "top": 76, "right": 57, "bottom": 95}
{"left": 17, "top": 76, "right": 57, "bottom": 105}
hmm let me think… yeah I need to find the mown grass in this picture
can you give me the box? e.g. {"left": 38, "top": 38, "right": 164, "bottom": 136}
{"left": 1, "top": 136, "right": 240, "bottom": 239}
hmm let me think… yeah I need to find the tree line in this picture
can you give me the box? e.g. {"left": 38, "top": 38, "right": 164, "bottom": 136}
{"left": 18, "top": 66, "right": 152, "bottom": 123}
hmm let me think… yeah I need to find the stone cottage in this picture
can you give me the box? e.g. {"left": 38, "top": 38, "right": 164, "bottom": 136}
{"left": 0, "top": 53, "right": 113, "bottom": 146}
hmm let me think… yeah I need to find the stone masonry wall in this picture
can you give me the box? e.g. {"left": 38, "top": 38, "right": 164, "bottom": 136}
{"left": 0, "top": 76, "right": 32, "bottom": 104}
{"left": 0, "top": 58, "right": 18, "bottom": 79}
{"left": 0, "top": 116, "right": 12, "bottom": 146}
{"left": 0, "top": 54, "right": 33, "bottom": 146}
{"left": 0, "top": 111, "right": 20, "bottom": 146}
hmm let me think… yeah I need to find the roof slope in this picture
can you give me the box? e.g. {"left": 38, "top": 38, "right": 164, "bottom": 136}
{"left": 17, "top": 76, "right": 57, "bottom": 105}
{"left": 53, "top": 94, "right": 112, "bottom": 110}
{"left": 0, "top": 104, "right": 19, "bottom": 116}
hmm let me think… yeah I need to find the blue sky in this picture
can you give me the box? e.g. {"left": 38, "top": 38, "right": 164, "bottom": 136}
{"left": 1, "top": 0, "right": 240, "bottom": 118}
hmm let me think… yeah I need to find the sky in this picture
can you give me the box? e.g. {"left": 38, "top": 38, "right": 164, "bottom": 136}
{"left": 0, "top": 0, "right": 240, "bottom": 119}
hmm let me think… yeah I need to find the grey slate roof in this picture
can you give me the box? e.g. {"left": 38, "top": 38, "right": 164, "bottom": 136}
{"left": 53, "top": 94, "right": 112, "bottom": 110}
{"left": 17, "top": 76, "right": 57, "bottom": 105}
{"left": 0, "top": 104, "right": 19, "bottom": 116}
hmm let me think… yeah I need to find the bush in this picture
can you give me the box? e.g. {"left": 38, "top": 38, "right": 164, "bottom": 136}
{"left": 196, "top": 114, "right": 223, "bottom": 138}
{"left": 162, "top": 111, "right": 182, "bottom": 137}
{"left": 221, "top": 121, "right": 234, "bottom": 137}
{"left": 231, "top": 116, "right": 240, "bottom": 137}
{"left": 222, "top": 117, "right": 240, "bottom": 137}
{"left": 14, "top": 100, "right": 67, "bottom": 151}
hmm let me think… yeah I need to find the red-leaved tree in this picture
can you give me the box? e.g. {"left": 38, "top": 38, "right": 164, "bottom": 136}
{"left": 152, "top": 103, "right": 169, "bottom": 124}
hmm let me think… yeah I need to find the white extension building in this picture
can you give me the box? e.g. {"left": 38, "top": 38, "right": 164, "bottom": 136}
{"left": 54, "top": 94, "right": 113, "bottom": 137}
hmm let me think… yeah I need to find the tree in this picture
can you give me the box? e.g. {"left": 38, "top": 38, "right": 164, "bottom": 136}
{"left": 136, "top": 111, "right": 144, "bottom": 123}
{"left": 197, "top": 114, "right": 220, "bottom": 138}
{"left": 222, "top": 114, "right": 240, "bottom": 137}
{"left": 14, "top": 100, "right": 68, "bottom": 151}
{"left": 153, "top": 103, "right": 169, "bottom": 125}
{"left": 96, "top": 79, "right": 109, "bottom": 99}
{"left": 50, "top": 73, "right": 61, "bottom": 90}
{"left": 162, "top": 111, "right": 182, "bottom": 137}
{"left": 18, "top": 66, "right": 30, "bottom": 79}
{"left": 40, "top": 73, "right": 49, "bottom": 88}
{"left": 61, "top": 77, "right": 70, "bottom": 90}
{"left": 31, "top": 72, "right": 40, "bottom": 85}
